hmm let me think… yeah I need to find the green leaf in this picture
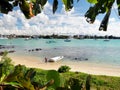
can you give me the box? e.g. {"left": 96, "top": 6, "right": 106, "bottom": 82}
{"left": 5, "top": 82, "right": 23, "bottom": 88}
{"left": 3, "top": 65, "right": 26, "bottom": 82}
{"left": 0, "top": 74, "right": 6, "bottom": 83}
{"left": 84, "top": 6, "right": 96, "bottom": 24}
{"left": 53, "top": 0, "right": 58, "bottom": 14}
{"left": 85, "top": 0, "right": 114, "bottom": 24}
{"left": 0, "top": 0, "right": 13, "bottom": 14}
{"left": 98, "top": 0, "right": 114, "bottom": 31}
{"left": 117, "top": 0, "right": 120, "bottom": 15}
{"left": 62, "top": 0, "right": 73, "bottom": 11}
{"left": 19, "top": 0, "right": 31, "bottom": 19}
{"left": 17, "top": 75, "right": 35, "bottom": 90}
{"left": 37, "top": 0, "right": 47, "bottom": 7}
{"left": 5, "top": 65, "right": 35, "bottom": 90}
{"left": 13, "top": 0, "right": 19, "bottom": 7}
{"left": 31, "top": 0, "right": 47, "bottom": 16}
{"left": 99, "top": 9, "right": 111, "bottom": 31}
{"left": 87, "top": 0, "right": 98, "bottom": 4}
{"left": 30, "top": 0, "right": 36, "bottom": 3}
{"left": 0, "top": 53, "right": 14, "bottom": 78}
{"left": 25, "top": 68, "right": 36, "bottom": 80}
{"left": 32, "top": 2, "right": 42, "bottom": 15}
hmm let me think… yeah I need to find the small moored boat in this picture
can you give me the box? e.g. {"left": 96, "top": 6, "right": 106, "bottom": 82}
{"left": 64, "top": 39, "right": 71, "bottom": 42}
{"left": 48, "top": 56, "right": 64, "bottom": 62}
{"left": 0, "top": 36, "right": 8, "bottom": 39}
{"left": 46, "top": 40, "right": 56, "bottom": 44}
{"left": 104, "top": 39, "right": 109, "bottom": 41}
{"left": 24, "top": 38, "right": 31, "bottom": 41}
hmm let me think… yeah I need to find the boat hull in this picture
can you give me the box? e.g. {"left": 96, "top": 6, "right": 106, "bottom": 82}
{"left": 48, "top": 56, "right": 64, "bottom": 62}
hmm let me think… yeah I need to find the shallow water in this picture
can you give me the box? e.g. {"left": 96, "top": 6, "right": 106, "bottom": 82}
{"left": 1, "top": 38, "right": 120, "bottom": 67}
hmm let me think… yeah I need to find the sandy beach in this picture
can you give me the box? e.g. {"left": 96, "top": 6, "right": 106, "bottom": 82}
{"left": 1, "top": 54, "right": 120, "bottom": 77}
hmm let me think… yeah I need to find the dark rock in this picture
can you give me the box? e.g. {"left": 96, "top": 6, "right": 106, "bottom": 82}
{"left": 0, "top": 50, "right": 15, "bottom": 56}
{"left": 35, "top": 48, "right": 39, "bottom": 51}
{"left": 85, "top": 58, "right": 88, "bottom": 61}
{"left": 39, "top": 48, "right": 42, "bottom": 50}
{"left": 9, "top": 50, "right": 15, "bottom": 53}
{"left": 28, "top": 50, "right": 31, "bottom": 52}
{"left": 75, "top": 58, "right": 77, "bottom": 60}
{"left": 0, "top": 52, "right": 4, "bottom": 55}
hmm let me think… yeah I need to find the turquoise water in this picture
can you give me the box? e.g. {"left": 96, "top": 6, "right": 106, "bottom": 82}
{"left": 1, "top": 38, "right": 120, "bottom": 66}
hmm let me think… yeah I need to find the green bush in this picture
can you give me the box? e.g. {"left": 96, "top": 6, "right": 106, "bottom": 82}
{"left": 0, "top": 51, "right": 14, "bottom": 76}
{"left": 46, "top": 70, "right": 61, "bottom": 89}
{"left": 68, "top": 78, "right": 83, "bottom": 90}
{"left": 58, "top": 65, "right": 71, "bottom": 73}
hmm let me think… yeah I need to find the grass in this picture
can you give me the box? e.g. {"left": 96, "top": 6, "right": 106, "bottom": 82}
{"left": 32, "top": 68, "right": 120, "bottom": 90}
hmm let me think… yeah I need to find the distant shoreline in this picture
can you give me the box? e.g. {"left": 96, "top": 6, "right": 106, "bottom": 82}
{"left": 1, "top": 34, "right": 120, "bottom": 39}
{"left": 1, "top": 54, "right": 120, "bottom": 77}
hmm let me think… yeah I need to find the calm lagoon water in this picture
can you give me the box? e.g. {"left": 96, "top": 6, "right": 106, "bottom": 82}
{"left": 1, "top": 38, "right": 120, "bottom": 67}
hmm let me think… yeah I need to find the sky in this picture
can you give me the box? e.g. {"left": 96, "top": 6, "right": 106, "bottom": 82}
{"left": 0, "top": 0, "right": 120, "bottom": 36}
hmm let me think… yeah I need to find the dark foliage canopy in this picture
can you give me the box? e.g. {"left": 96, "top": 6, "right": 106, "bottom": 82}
{"left": 0, "top": 0, "right": 119, "bottom": 31}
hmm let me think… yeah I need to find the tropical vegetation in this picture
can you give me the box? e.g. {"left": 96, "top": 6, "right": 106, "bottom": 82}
{"left": 0, "top": 52, "right": 120, "bottom": 90}
{"left": 58, "top": 65, "right": 71, "bottom": 73}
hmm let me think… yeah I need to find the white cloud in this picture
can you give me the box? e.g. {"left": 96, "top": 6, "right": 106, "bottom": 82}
{"left": 0, "top": 2, "right": 120, "bottom": 36}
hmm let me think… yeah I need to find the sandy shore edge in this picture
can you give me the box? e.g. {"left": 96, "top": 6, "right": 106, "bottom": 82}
{"left": 1, "top": 55, "right": 120, "bottom": 77}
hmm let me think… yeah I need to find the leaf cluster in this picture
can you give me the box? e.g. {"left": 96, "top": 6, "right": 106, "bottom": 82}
{"left": 0, "top": 0, "right": 47, "bottom": 19}
{"left": 58, "top": 65, "right": 71, "bottom": 73}
{"left": 85, "top": 0, "right": 116, "bottom": 31}
{"left": 0, "top": 51, "right": 14, "bottom": 77}
{"left": 0, "top": 53, "right": 56, "bottom": 90}
{"left": 1, "top": 0, "right": 120, "bottom": 31}
{"left": 0, "top": 0, "right": 78, "bottom": 19}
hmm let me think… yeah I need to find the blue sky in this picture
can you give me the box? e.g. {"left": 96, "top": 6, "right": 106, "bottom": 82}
{"left": 0, "top": 0, "right": 120, "bottom": 36}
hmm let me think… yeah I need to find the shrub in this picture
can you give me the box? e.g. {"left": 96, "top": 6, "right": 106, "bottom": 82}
{"left": 68, "top": 78, "right": 83, "bottom": 90}
{"left": 46, "top": 70, "right": 60, "bottom": 89}
{"left": 58, "top": 65, "right": 71, "bottom": 73}
{"left": 0, "top": 51, "right": 14, "bottom": 76}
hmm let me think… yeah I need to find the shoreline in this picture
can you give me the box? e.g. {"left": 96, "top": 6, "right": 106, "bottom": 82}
{"left": 1, "top": 54, "right": 120, "bottom": 77}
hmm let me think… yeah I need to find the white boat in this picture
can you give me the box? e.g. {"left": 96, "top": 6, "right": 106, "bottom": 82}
{"left": 0, "top": 36, "right": 8, "bottom": 39}
{"left": 48, "top": 56, "right": 64, "bottom": 62}
{"left": 24, "top": 38, "right": 31, "bottom": 41}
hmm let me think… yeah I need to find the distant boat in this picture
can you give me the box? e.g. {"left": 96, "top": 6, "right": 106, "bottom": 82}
{"left": 48, "top": 56, "right": 64, "bottom": 62}
{"left": 32, "top": 36, "right": 39, "bottom": 40}
{"left": 24, "top": 38, "right": 31, "bottom": 41}
{"left": 0, "top": 36, "right": 8, "bottom": 39}
{"left": 64, "top": 39, "right": 71, "bottom": 42}
{"left": 46, "top": 40, "right": 56, "bottom": 44}
{"left": 104, "top": 39, "right": 109, "bottom": 41}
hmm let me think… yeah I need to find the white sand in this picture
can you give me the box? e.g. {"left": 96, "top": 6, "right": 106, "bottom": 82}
{"left": 1, "top": 55, "right": 120, "bottom": 77}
